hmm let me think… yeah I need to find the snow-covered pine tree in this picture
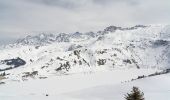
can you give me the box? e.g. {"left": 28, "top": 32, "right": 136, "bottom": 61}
{"left": 125, "top": 86, "right": 145, "bottom": 100}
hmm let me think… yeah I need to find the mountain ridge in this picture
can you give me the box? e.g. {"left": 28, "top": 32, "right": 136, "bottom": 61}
{"left": 0, "top": 24, "right": 170, "bottom": 82}
{"left": 7, "top": 25, "right": 148, "bottom": 47}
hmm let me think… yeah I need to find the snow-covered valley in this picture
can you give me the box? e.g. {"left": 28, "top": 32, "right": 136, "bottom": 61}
{"left": 0, "top": 69, "right": 167, "bottom": 100}
{"left": 0, "top": 25, "right": 170, "bottom": 100}
{"left": 0, "top": 69, "right": 170, "bottom": 100}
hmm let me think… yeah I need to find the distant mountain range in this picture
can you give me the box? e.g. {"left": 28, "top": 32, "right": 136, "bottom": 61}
{"left": 0, "top": 24, "right": 170, "bottom": 81}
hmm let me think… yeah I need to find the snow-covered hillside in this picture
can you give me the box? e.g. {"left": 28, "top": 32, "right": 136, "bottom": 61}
{"left": 0, "top": 69, "right": 169, "bottom": 100}
{"left": 0, "top": 25, "right": 170, "bottom": 82}
{"left": 0, "top": 24, "right": 170, "bottom": 100}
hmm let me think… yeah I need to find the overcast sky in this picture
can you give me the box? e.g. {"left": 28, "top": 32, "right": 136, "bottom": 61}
{"left": 0, "top": 0, "right": 170, "bottom": 44}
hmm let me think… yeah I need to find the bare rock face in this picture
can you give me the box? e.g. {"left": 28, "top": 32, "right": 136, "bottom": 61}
{"left": 0, "top": 57, "right": 26, "bottom": 71}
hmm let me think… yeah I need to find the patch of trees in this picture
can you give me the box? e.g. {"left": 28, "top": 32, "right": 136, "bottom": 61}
{"left": 22, "top": 71, "right": 38, "bottom": 78}
{"left": 153, "top": 40, "right": 169, "bottom": 47}
{"left": 96, "top": 49, "right": 107, "bottom": 54}
{"left": 125, "top": 86, "right": 145, "bottom": 100}
{"left": 131, "top": 59, "right": 140, "bottom": 69}
{"left": 0, "top": 82, "right": 5, "bottom": 85}
{"left": 0, "top": 72, "right": 6, "bottom": 76}
{"left": 123, "top": 59, "right": 132, "bottom": 64}
{"left": 97, "top": 59, "right": 106, "bottom": 66}
{"left": 56, "top": 62, "right": 71, "bottom": 71}
{"left": 131, "top": 69, "right": 170, "bottom": 81}
{"left": 0, "top": 67, "right": 13, "bottom": 72}
{"left": 73, "top": 50, "right": 81, "bottom": 59}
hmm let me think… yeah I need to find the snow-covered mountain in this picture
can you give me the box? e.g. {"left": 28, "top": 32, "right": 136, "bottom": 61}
{"left": 0, "top": 24, "right": 170, "bottom": 81}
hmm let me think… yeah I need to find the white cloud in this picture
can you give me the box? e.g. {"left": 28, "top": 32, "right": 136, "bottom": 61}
{"left": 0, "top": 0, "right": 170, "bottom": 44}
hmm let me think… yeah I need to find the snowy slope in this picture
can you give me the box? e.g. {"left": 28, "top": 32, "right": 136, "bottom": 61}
{"left": 0, "top": 24, "right": 170, "bottom": 82}
{"left": 0, "top": 69, "right": 162, "bottom": 100}
{"left": 60, "top": 72, "right": 170, "bottom": 100}
{"left": 0, "top": 24, "right": 170, "bottom": 100}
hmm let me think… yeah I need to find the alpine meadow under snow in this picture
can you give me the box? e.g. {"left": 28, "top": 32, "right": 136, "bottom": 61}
{"left": 0, "top": 25, "right": 170, "bottom": 100}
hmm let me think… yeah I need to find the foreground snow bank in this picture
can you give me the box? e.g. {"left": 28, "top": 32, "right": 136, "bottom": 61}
{"left": 63, "top": 73, "right": 170, "bottom": 100}
{"left": 0, "top": 69, "right": 162, "bottom": 100}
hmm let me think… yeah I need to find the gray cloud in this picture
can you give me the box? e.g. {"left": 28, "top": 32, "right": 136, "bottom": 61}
{"left": 92, "top": 0, "right": 140, "bottom": 6}
{"left": 27, "top": 0, "right": 95, "bottom": 10}
{"left": 0, "top": 0, "right": 170, "bottom": 45}
{"left": 28, "top": 0, "right": 81, "bottom": 9}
